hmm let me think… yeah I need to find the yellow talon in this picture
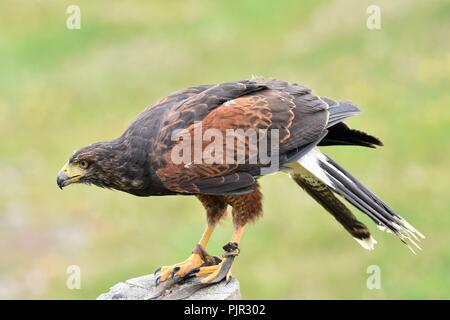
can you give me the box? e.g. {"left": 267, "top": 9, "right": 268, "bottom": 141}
{"left": 158, "top": 253, "right": 204, "bottom": 282}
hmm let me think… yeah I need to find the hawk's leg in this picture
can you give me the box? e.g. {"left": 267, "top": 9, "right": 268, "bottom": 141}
{"left": 156, "top": 195, "right": 227, "bottom": 284}
{"left": 189, "top": 184, "right": 262, "bottom": 284}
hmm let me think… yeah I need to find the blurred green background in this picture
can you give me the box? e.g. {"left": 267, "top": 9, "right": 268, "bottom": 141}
{"left": 0, "top": 0, "right": 449, "bottom": 299}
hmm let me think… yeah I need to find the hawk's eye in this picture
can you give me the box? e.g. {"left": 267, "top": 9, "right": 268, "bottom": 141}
{"left": 79, "top": 160, "right": 89, "bottom": 169}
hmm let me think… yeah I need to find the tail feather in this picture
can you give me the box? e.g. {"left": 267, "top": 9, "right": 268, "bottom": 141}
{"left": 290, "top": 171, "right": 377, "bottom": 250}
{"left": 321, "top": 98, "right": 382, "bottom": 148}
{"left": 297, "top": 149, "right": 424, "bottom": 253}
{"left": 319, "top": 122, "right": 383, "bottom": 148}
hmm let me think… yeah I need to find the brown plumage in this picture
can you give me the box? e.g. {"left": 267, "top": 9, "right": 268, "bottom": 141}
{"left": 57, "top": 78, "right": 423, "bottom": 285}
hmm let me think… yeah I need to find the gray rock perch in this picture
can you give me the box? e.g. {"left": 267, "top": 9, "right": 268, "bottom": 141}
{"left": 97, "top": 273, "right": 241, "bottom": 300}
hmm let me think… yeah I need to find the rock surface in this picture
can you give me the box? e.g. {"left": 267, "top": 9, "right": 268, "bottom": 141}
{"left": 97, "top": 273, "right": 241, "bottom": 300}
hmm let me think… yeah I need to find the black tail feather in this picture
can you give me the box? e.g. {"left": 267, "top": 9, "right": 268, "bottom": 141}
{"left": 319, "top": 122, "right": 383, "bottom": 148}
{"left": 321, "top": 97, "right": 383, "bottom": 148}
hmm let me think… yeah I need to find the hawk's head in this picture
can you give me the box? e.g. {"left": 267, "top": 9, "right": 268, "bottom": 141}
{"left": 57, "top": 142, "right": 119, "bottom": 190}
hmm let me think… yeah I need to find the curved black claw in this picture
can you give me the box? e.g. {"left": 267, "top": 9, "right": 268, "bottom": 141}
{"left": 170, "top": 267, "right": 181, "bottom": 279}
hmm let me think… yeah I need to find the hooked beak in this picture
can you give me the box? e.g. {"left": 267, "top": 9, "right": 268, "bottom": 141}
{"left": 56, "top": 162, "right": 84, "bottom": 190}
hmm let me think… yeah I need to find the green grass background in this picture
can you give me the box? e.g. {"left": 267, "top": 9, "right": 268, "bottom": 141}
{"left": 0, "top": 0, "right": 449, "bottom": 299}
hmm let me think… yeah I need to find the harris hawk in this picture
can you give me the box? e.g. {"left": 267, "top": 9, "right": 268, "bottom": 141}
{"left": 57, "top": 78, "right": 423, "bottom": 285}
